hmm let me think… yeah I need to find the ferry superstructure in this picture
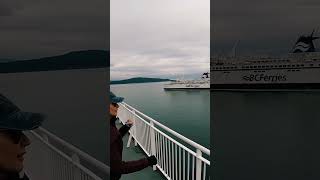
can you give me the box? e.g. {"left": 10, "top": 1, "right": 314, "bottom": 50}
{"left": 211, "top": 31, "right": 320, "bottom": 90}
{"left": 164, "top": 72, "right": 210, "bottom": 90}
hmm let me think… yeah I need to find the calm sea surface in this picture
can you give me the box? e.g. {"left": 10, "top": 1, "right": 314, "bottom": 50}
{"left": 212, "top": 91, "right": 320, "bottom": 180}
{"left": 111, "top": 82, "right": 210, "bottom": 148}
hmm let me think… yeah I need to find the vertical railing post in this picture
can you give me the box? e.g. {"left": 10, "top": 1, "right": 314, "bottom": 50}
{"left": 127, "top": 110, "right": 136, "bottom": 147}
{"left": 149, "top": 121, "right": 157, "bottom": 171}
{"left": 71, "top": 153, "right": 81, "bottom": 179}
{"left": 133, "top": 110, "right": 138, "bottom": 146}
{"left": 196, "top": 149, "right": 202, "bottom": 180}
{"left": 41, "top": 134, "right": 52, "bottom": 180}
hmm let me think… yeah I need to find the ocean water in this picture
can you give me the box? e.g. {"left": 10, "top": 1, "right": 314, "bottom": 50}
{"left": 111, "top": 82, "right": 210, "bottom": 148}
{"left": 212, "top": 91, "right": 320, "bottom": 180}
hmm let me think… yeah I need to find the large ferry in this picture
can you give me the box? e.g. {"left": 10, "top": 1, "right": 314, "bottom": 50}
{"left": 211, "top": 31, "right": 320, "bottom": 90}
{"left": 164, "top": 72, "right": 210, "bottom": 90}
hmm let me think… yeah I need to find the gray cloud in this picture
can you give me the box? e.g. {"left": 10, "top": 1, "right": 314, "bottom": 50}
{"left": 0, "top": 0, "right": 25, "bottom": 16}
{"left": 111, "top": 0, "right": 209, "bottom": 80}
{"left": 212, "top": 0, "right": 320, "bottom": 56}
{"left": 0, "top": 0, "right": 108, "bottom": 59}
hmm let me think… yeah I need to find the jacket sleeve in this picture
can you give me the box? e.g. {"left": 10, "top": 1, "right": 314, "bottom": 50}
{"left": 110, "top": 146, "right": 150, "bottom": 174}
{"left": 22, "top": 174, "right": 30, "bottom": 180}
{"left": 110, "top": 127, "right": 150, "bottom": 175}
{"left": 118, "top": 125, "right": 131, "bottom": 137}
{"left": 111, "top": 157, "right": 150, "bottom": 174}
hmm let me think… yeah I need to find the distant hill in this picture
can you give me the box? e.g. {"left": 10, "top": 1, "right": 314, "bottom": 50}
{"left": 111, "top": 77, "right": 172, "bottom": 84}
{"left": 0, "top": 59, "right": 14, "bottom": 63}
{"left": 0, "top": 50, "right": 109, "bottom": 73}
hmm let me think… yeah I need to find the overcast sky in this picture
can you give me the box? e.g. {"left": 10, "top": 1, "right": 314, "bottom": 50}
{"left": 110, "top": 0, "right": 210, "bottom": 80}
{"left": 0, "top": 0, "right": 107, "bottom": 60}
{"left": 212, "top": 0, "right": 320, "bottom": 56}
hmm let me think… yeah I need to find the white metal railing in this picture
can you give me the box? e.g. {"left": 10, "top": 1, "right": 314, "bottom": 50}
{"left": 24, "top": 127, "right": 109, "bottom": 180}
{"left": 117, "top": 102, "right": 210, "bottom": 180}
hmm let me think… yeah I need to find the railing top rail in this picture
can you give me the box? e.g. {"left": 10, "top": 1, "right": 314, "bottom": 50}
{"left": 29, "top": 130, "right": 103, "bottom": 180}
{"left": 121, "top": 104, "right": 211, "bottom": 165}
{"left": 121, "top": 102, "right": 210, "bottom": 156}
{"left": 37, "top": 127, "right": 110, "bottom": 174}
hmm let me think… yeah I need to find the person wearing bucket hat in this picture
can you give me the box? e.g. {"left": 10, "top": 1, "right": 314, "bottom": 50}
{"left": 109, "top": 92, "right": 157, "bottom": 180}
{"left": 0, "top": 94, "right": 45, "bottom": 180}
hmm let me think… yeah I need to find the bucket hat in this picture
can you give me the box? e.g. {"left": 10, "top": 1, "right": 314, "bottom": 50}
{"left": 0, "top": 94, "right": 44, "bottom": 130}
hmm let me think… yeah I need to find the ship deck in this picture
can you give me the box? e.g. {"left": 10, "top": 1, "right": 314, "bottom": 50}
{"left": 116, "top": 121, "right": 166, "bottom": 180}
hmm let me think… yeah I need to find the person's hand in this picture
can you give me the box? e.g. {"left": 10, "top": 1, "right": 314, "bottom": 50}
{"left": 147, "top": 155, "right": 157, "bottom": 166}
{"left": 125, "top": 119, "right": 134, "bottom": 126}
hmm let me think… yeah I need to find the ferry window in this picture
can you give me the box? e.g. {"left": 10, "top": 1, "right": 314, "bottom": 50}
{"left": 310, "top": 64, "right": 314, "bottom": 66}
{"left": 254, "top": 66, "right": 257, "bottom": 68}
{"left": 283, "top": 65, "right": 287, "bottom": 67}
{"left": 297, "top": 65, "right": 300, "bottom": 67}
{"left": 301, "top": 64, "right": 304, "bottom": 67}
{"left": 258, "top": 66, "right": 261, "bottom": 68}
{"left": 292, "top": 65, "right": 296, "bottom": 67}
{"left": 270, "top": 65, "right": 273, "bottom": 68}
{"left": 288, "top": 65, "right": 291, "bottom": 67}
{"left": 279, "top": 65, "right": 282, "bottom": 67}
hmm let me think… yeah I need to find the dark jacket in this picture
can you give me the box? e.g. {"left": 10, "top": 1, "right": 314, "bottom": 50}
{"left": 110, "top": 116, "right": 149, "bottom": 180}
{"left": 0, "top": 173, "right": 29, "bottom": 180}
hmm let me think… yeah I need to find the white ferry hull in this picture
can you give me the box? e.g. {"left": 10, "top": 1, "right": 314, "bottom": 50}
{"left": 212, "top": 31, "right": 320, "bottom": 90}
{"left": 164, "top": 82, "right": 210, "bottom": 90}
{"left": 211, "top": 67, "right": 320, "bottom": 90}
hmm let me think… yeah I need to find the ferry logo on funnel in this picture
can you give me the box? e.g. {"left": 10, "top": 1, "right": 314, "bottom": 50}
{"left": 242, "top": 74, "right": 287, "bottom": 82}
{"left": 292, "top": 29, "right": 319, "bottom": 53}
